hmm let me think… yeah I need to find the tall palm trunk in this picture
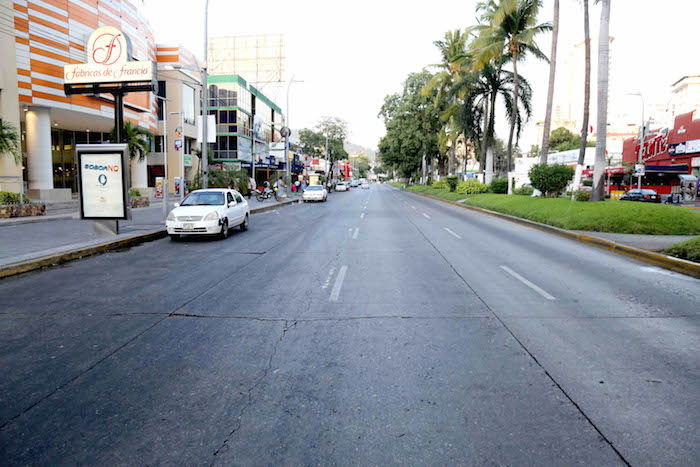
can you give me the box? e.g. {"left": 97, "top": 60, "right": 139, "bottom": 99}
{"left": 480, "top": 97, "right": 490, "bottom": 174}
{"left": 572, "top": 0, "right": 591, "bottom": 196}
{"left": 449, "top": 133, "right": 457, "bottom": 175}
{"left": 591, "top": 0, "right": 610, "bottom": 202}
{"left": 540, "top": 0, "right": 559, "bottom": 164}
{"left": 506, "top": 48, "right": 519, "bottom": 175}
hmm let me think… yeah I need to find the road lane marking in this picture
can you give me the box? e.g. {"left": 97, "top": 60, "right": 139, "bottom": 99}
{"left": 444, "top": 227, "right": 462, "bottom": 239}
{"left": 500, "top": 266, "right": 556, "bottom": 301}
{"left": 422, "top": 213, "right": 431, "bottom": 219}
{"left": 360, "top": 213, "right": 365, "bottom": 219}
{"left": 322, "top": 267, "right": 336, "bottom": 289}
{"left": 411, "top": 205, "right": 416, "bottom": 209}
{"left": 330, "top": 265, "right": 348, "bottom": 302}
{"left": 352, "top": 228, "right": 359, "bottom": 239}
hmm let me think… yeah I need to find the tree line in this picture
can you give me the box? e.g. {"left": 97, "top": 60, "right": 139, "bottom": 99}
{"left": 378, "top": 0, "right": 613, "bottom": 202}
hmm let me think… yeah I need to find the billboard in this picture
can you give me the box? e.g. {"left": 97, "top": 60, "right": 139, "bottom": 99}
{"left": 76, "top": 144, "right": 130, "bottom": 220}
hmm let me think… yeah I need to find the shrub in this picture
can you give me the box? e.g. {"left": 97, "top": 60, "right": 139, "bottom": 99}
{"left": 129, "top": 188, "right": 141, "bottom": 197}
{"left": 426, "top": 177, "right": 433, "bottom": 186}
{"left": 0, "top": 191, "right": 30, "bottom": 204}
{"left": 489, "top": 177, "right": 508, "bottom": 194}
{"left": 582, "top": 179, "right": 593, "bottom": 187}
{"left": 432, "top": 179, "right": 448, "bottom": 189}
{"left": 574, "top": 189, "right": 591, "bottom": 201}
{"left": 513, "top": 185, "right": 534, "bottom": 196}
{"left": 445, "top": 176, "right": 459, "bottom": 192}
{"left": 456, "top": 180, "right": 488, "bottom": 194}
{"left": 528, "top": 163, "right": 575, "bottom": 197}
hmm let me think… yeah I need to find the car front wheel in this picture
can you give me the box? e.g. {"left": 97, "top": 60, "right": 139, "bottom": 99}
{"left": 219, "top": 219, "right": 229, "bottom": 239}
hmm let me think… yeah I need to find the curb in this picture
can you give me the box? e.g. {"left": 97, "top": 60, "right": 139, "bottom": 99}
{"left": 0, "top": 198, "right": 301, "bottom": 280}
{"left": 398, "top": 188, "right": 700, "bottom": 279}
{"left": 0, "top": 214, "right": 76, "bottom": 227}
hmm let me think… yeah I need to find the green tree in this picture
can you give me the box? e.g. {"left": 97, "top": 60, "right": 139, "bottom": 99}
{"left": 351, "top": 155, "right": 371, "bottom": 178}
{"left": 299, "top": 128, "right": 326, "bottom": 159}
{"left": 473, "top": 0, "right": 551, "bottom": 172}
{"left": 109, "top": 121, "right": 152, "bottom": 161}
{"left": 423, "top": 29, "right": 469, "bottom": 175}
{"left": 379, "top": 71, "right": 441, "bottom": 182}
{"left": 0, "top": 120, "right": 21, "bottom": 164}
{"left": 315, "top": 116, "right": 349, "bottom": 180}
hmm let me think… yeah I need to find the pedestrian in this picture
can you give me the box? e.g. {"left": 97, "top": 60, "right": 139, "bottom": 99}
{"left": 291, "top": 182, "right": 296, "bottom": 196}
{"left": 294, "top": 179, "right": 300, "bottom": 196}
{"left": 301, "top": 180, "right": 307, "bottom": 193}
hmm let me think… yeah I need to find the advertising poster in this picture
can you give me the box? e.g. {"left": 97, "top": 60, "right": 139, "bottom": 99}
{"left": 175, "top": 177, "right": 181, "bottom": 196}
{"left": 80, "top": 153, "right": 125, "bottom": 218}
{"left": 155, "top": 176, "right": 164, "bottom": 198}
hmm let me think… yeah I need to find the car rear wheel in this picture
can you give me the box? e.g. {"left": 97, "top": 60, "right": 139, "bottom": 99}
{"left": 219, "top": 219, "right": 228, "bottom": 240}
{"left": 240, "top": 214, "right": 249, "bottom": 231}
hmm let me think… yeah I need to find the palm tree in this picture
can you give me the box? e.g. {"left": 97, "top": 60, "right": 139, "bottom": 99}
{"left": 109, "top": 121, "right": 152, "bottom": 161}
{"left": 423, "top": 29, "right": 469, "bottom": 175}
{"left": 451, "top": 59, "right": 532, "bottom": 180}
{"left": 539, "top": 0, "right": 559, "bottom": 163}
{"left": 591, "top": 0, "right": 610, "bottom": 202}
{"left": 571, "top": 0, "right": 592, "bottom": 196}
{"left": 472, "top": 0, "right": 550, "bottom": 173}
{"left": 0, "top": 120, "right": 21, "bottom": 164}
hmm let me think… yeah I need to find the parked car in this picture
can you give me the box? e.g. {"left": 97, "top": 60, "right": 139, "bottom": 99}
{"left": 350, "top": 180, "right": 360, "bottom": 187}
{"left": 619, "top": 188, "right": 662, "bottom": 203}
{"left": 336, "top": 182, "right": 349, "bottom": 191}
{"left": 166, "top": 189, "right": 249, "bottom": 240}
{"left": 303, "top": 185, "right": 328, "bottom": 202}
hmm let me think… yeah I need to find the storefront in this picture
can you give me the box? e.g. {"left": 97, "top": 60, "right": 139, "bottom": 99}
{"left": 622, "top": 110, "right": 700, "bottom": 194}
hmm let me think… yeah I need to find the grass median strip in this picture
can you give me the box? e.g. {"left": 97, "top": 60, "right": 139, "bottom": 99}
{"left": 664, "top": 236, "right": 700, "bottom": 263}
{"left": 460, "top": 194, "right": 700, "bottom": 235}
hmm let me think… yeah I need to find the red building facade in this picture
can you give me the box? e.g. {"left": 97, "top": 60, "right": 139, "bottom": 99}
{"left": 622, "top": 111, "right": 700, "bottom": 194}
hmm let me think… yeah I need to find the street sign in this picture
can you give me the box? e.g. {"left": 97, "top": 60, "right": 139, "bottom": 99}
{"left": 175, "top": 139, "right": 183, "bottom": 151}
{"left": 281, "top": 127, "right": 291, "bottom": 138}
{"left": 634, "top": 164, "right": 645, "bottom": 176}
{"left": 155, "top": 177, "right": 164, "bottom": 198}
{"left": 76, "top": 144, "right": 130, "bottom": 220}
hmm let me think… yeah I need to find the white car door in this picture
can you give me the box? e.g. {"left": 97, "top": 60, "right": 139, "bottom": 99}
{"left": 225, "top": 191, "right": 237, "bottom": 226}
{"left": 233, "top": 191, "right": 246, "bottom": 225}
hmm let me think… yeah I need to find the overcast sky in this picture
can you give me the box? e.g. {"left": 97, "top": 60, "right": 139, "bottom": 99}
{"left": 141, "top": 0, "right": 699, "bottom": 150}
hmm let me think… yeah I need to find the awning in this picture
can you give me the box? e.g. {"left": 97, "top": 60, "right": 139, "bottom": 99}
{"left": 644, "top": 164, "right": 689, "bottom": 173}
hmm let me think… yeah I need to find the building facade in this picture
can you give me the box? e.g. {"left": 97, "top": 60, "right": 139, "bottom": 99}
{"left": 0, "top": 0, "right": 204, "bottom": 201}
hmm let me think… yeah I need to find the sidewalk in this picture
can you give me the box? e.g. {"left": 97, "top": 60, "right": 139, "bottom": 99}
{"left": 0, "top": 195, "right": 301, "bottom": 273}
{"left": 570, "top": 231, "right": 696, "bottom": 252}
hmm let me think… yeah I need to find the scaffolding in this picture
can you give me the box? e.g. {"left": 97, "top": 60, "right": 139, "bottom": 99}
{"left": 208, "top": 34, "right": 286, "bottom": 85}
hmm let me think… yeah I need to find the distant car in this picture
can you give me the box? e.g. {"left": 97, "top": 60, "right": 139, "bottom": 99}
{"left": 166, "top": 189, "right": 249, "bottom": 240}
{"left": 350, "top": 180, "right": 360, "bottom": 187}
{"left": 303, "top": 185, "right": 328, "bottom": 202}
{"left": 619, "top": 188, "right": 661, "bottom": 203}
{"left": 361, "top": 182, "right": 370, "bottom": 190}
{"left": 336, "top": 182, "right": 349, "bottom": 191}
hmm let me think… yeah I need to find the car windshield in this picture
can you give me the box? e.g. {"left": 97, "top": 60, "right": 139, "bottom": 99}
{"left": 306, "top": 186, "right": 323, "bottom": 191}
{"left": 641, "top": 190, "right": 658, "bottom": 195}
{"left": 180, "top": 192, "right": 225, "bottom": 206}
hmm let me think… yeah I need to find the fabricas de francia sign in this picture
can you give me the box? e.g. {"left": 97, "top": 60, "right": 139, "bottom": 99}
{"left": 64, "top": 26, "right": 154, "bottom": 84}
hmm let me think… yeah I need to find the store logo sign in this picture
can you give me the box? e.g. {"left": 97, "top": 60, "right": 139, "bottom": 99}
{"left": 64, "top": 26, "right": 153, "bottom": 85}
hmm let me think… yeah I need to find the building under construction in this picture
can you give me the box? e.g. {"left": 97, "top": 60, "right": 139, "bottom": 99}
{"left": 208, "top": 34, "right": 286, "bottom": 85}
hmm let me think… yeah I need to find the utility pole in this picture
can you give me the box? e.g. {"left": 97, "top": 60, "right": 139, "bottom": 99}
{"left": 627, "top": 91, "right": 645, "bottom": 189}
{"left": 201, "top": 0, "right": 209, "bottom": 190}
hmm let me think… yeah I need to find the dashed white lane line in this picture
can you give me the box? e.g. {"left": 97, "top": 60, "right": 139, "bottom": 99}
{"left": 422, "top": 213, "right": 431, "bottom": 219}
{"left": 352, "top": 228, "right": 359, "bottom": 239}
{"left": 444, "top": 227, "right": 462, "bottom": 239}
{"left": 411, "top": 205, "right": 416, "bottom": 209}
{"left": 329, "top": 265, "right": 348, "bottom": 302}
{"left": 500, "top": 266, "right": 556, "bottom": 301}
{"left": 360, "top": 213, "right": 365, "bottom": 219}
{"left": 322, "top": 267, "right": 336, "bottom": 289}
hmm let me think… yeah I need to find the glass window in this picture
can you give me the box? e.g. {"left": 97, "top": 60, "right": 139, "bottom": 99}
{"left": 181, "top": 191, "right": 225, "bottom": 206}
{"left": 157, "top": 81, "right": 166, "bottom": 120}
{"left": 227, "top": 192, "right": 234, "bottom": 204}
{"left": 182, "top": 84, "right": 195, "bottom": 125}
{"left": 234, "top": 192, "right": 243, "bottom": 203}
{"left": 154, "top": 136, "right": 164, "bottom": 153}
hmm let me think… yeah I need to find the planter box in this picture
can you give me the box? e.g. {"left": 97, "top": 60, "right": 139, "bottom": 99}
{"left": 0, "top": 203, "right": 46, "bottom": 218}
{"left": 130, "top": 197, "right": 150, "bottom": 209}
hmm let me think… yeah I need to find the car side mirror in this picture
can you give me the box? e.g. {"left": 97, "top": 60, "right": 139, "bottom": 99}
{"left": 173, "top": 203, "right": 179, "bottom": 208}
{"left": 228, "top": 201, "right": 236, "bottom": 207}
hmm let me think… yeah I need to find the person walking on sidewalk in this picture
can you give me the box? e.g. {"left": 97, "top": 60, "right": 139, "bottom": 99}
{"left": 294, "top": 179, "right": 301, "bottom": 196}
{"left": 291, "top": 182, "right": 296, "bottom": 197}
{"left": 301, "top": 180, "right": 307, "bottom": 194}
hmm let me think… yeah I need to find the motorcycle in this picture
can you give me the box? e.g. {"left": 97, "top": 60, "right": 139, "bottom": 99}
{"left": 256, "top": 187, "right": 280, "bottom": 202}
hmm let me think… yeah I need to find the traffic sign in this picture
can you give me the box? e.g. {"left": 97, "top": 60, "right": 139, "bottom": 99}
{"left": 281, "top": 127, "right": 291, "bottom": 138}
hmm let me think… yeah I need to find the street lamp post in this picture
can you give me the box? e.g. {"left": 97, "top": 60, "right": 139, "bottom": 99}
{"left": 155, "top": 95, "right": 170, "bottom": 220}
{"left": 627, "top": 91, "right": 645, "bottom": 189}
{"left": 201, "top": 0, "right": 210, "bottom": 190}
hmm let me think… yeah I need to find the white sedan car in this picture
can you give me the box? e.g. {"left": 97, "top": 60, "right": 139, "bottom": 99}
{"left": 336, "top": 182, "right": 348, "bottom": 191}
{"left": 361, "top": 182, "right": 370, "bottom": 190}
{"left": 302, "top": 185, "right": 328, "bottom": 202}
{"left": 166, "top": 188, "right": 249, "bottom": 240}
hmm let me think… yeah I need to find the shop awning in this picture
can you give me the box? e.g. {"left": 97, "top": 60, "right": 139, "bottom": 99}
{"left": 644, "top": 165, "right": 688, "bottom": 173}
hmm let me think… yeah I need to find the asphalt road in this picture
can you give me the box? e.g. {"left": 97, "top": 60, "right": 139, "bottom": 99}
{"left": 1, "top": 184, "right": 698, "bottom": 465}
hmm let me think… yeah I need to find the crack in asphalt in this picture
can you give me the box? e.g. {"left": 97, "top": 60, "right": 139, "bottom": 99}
{"left": 210, "top": 319, "right": 296, "bottom": 464}
{"left": 398, "top": 191, "right": 632, "bottom": 467}
{"left": 0, "top": 205, "right": 328, "bottom": 432}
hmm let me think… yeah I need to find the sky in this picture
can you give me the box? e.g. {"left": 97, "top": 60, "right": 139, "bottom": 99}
{"left": 141, "top": 0, "right": 700, "bottom": 151}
